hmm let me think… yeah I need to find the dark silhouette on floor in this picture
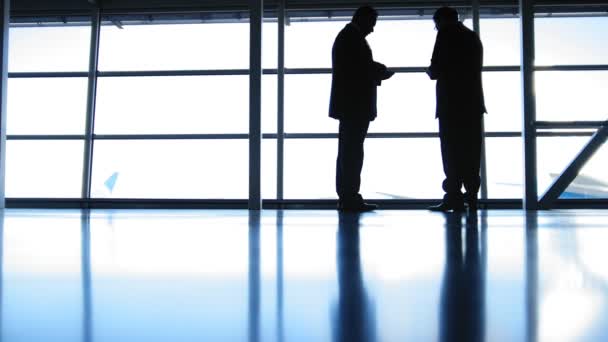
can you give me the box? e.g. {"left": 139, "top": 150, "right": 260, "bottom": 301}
{"left": 332, "top": 213, "right": 377, "bottom": 342}
{"left": 426, "top": 7, "right": 487, "bottom": 212}
{"left": 439, "top": 213, "right": 486, "bottom": 342}
{"left": 329, "top": 5, "right": 394, "bottom": 212}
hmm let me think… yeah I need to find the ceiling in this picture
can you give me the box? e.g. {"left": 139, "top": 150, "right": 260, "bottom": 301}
{"left": 9, "top": 0, "right": 608, "bottom": 16}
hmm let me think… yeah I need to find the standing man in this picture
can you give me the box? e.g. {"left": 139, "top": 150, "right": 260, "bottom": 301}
{"left": 427, "top": 7, "right": 486, "bottom": 212}
{"left": 330, "top": 6, "right": 394, "bottom": 212}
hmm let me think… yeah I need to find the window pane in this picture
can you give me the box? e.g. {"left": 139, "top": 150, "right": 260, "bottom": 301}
{"left": 286, "top": 18, "right": 463, "bottom": 68}
{"left": 536, "top": 71, "right": 608, "bottom": 122}
{"left": 561, "top": 139, "right": 608, "bottom": 199}
{"left": 262, "top": 75, "right": 278, "bottom": 134}
{"left": 480, "top": 18, "right": 519, "bottom": 66}
{"left": 263, "top": 21, "right": 278, "bottom": 69}
{"left": 284, "top": 138, "right": 444, "bottom": 199}
{"left": 285, "top": 74, "right": 337, "bottom": 133}
{"left": 95, "top": 76, "right": 248, "bottom": 134}
{"left": 285, "top": 74, "right": 438, "bottom": 134}
{"left": 9, "top": 25, "right": 91, "bottom": 72}
{"left": 372, "top": 73, "right": 437, "bottom": 133}
{"left": 5, "top": 141, "right": 84, "bottom": 198}
{"left": 364, "top": 138, "right": 444, "bottom": 199}
{"left": 485, "top": 137, "right": 523, "bottom": 199}
{"left": 286, "top": 20, "right": 345, "bottom": 68}
{"left": 367, "top": 19, "right": 438, "bottom": 68}
{"left": 537, "top": 136, "right": 587, "bottom": 196}
{"left": 483, "top": 71, "right": 522, "bottom": 132}
{"left": 3, "top": 213, "right": 82, "bottom": 341}
{"left": 262, "top": 139, "right": 277, "bottom": 200}
{"left": 99, "top": 21, "right": 249, "bottom": 71}
{"left": 91, "top": 140, "right": 247, "bottom": 199}
{"left": 7, "top": 78, "right": 88, "bottom": 135}
{"left": 536, "top": 16, "right": 608, "bottom": 66}
{"left": 284, "top": 139, "right": 337, "bottom": 199}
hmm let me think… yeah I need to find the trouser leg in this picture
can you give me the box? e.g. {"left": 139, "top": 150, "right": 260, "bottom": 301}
{"left": 336, "top": 119, "right": 369, "bottom": 203}
{"left": 439, "top": 117, "right": 464, "bottom": 203}
{"left": 463, "top": 118, "right": 482, "bottom": 201}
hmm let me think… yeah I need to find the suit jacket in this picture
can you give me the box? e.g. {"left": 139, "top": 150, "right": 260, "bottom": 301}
{"left": 428, "top": 23, "right": 487, "bottom": 119}
{"left": 329, "top": 23, "right": 385, "bottom": 122}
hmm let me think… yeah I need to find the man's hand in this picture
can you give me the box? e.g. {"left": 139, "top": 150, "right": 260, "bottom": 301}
{"left": 382, "top": 69, "right": 395, "bottom": 80}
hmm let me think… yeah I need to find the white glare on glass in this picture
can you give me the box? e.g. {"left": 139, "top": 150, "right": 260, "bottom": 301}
{"left": 536, "top": 17, "right": 608, "bottom": 66}
{"left": 95, "top": 76, "right": 248, "bottom": 134}
{"left": 368, "top": 19, "right": 437, "bottom": 67}
{"left": 285, "top": 74, "right": 337, "bottom": 133}
{"left": 482, "top": 72, "right": 522, "bottom": 132}
{"left": 284, "top": 138, "right": 444, "bottom": 199}
{"left": 95, "top": 75, "right": 277, "bottom": 135}
{"left": 7, "top": 78, "right": 88, "bottom": 135}
{"left": 5, "top": 141, "right": 84, "bottom": 198}
{"left": 536, "top": 71, "right": 608, "bottom": 122}
{"left": 485, "top": 137, "right": 523, "bottom": 199}
{"left": 371, "top": 73, "right": 437, "bottom": 133}
{"left": 91, "top": 140, "right": 247, "bottom": 199}
{"left": 99, "top": 22, "right": 249, "bottom": 71}
{"left": 480, "top": 18, "right": 520, "bottom": 66}
{"left": 9, "top": 25, "right": 91, "bottom": 72}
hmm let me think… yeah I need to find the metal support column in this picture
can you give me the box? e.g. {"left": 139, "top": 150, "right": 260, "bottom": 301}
{"left": 0, "top": 0, "right": 10, "bottom": 208}
{"left": 277, "top": 0, "right": 285, "bottom": 201}
{"left": 249, "top": 0, "right": 263, "bottom": 210}
{"left": 520, "top": 0, "right": 538, "bottom": 210}
{"left": 472, "top": 0, "right": 488, "bottom": 201}
{"left": 82, "top": 8, "right": 101, "bottom": 201}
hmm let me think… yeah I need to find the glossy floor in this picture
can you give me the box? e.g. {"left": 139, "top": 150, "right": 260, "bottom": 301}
{"left": 1, "top": 209, "right": 608, "bottom": 341}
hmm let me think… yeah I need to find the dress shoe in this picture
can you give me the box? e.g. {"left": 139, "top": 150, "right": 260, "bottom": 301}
{"left": 339, "top": 202, "right": 378, "bottom": 212}
{"left": 427, "top": 202, "right": 465, "bottom": 212}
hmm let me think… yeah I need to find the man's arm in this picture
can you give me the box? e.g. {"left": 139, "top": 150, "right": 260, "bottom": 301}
{"left": 427, "top": 31, "right": 446, "bottom": 80}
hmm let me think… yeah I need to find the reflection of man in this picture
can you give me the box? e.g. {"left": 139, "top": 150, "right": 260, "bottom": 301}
{"left": 427, "top": 7, "right": 487, "bottom": 212}
{"left": 330, "top": 6, "right": 394, "bottom": 212}
{"left": 333, "top": 213, "right": 377, "bottom": 342}
{"left": 440, "top": 213, "right": 485, "bottom": 342}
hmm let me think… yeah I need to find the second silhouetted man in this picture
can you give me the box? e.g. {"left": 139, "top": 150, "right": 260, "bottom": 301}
{"left": 427, "top": 7, "right": 487, "bottom": 212}
{"left": 330, "top": 6, "right": 394, "bottom": 212}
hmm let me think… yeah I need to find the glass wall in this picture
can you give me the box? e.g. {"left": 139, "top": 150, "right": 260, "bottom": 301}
{"left": 534, "top": 15, "right": 608, "bottom": 199}
{"left": 5, "top": 8, "right": 607, "bottom": 203}
{"left": 6, "top": 21, "right": 91, "bottom": 198}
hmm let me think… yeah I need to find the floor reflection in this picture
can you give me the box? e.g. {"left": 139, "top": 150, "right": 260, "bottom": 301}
{"left": 0, "top": 209, "right": 607, "bottom": 341}
{"left": 333, "top": 213, "right": 377, "bottom": 342}
{"left": 439, "top": 213, "right": 486, "bottom": 342}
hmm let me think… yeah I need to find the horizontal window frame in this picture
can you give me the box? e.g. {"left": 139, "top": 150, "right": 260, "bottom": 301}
{"left": 8, "top": 64, "right": 608, "bottom": 79}
{"left": 6, "top": 131, "right": 597, "bottom": 140}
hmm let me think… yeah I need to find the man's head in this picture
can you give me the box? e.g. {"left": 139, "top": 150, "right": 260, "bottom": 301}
{"left": 352, "top": 6, "right": 378, "bottom": 36}
{"left": 433, "top": 6, "right": 459, "bottom": 31}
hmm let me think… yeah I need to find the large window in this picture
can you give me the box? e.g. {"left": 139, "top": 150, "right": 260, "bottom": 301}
{"left": 7, "top": 20, "right": 91, "bottom": 198}
{"left": 534, "top": 15, "right": 608, "bottom": 200}
{"left": 5, "top": 9, "right": 607, "bottom": 203}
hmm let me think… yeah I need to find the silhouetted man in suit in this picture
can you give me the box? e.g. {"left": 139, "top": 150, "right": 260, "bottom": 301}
{"left": 426, "top": 7, "right": 486, "bottom": 212}
{"left": 330, "top": 6, "right": 394, "bottom": 212}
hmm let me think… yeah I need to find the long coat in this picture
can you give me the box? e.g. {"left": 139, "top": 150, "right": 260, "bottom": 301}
{"left": 329, "top": 23, "right": 385, "bottom": 122}
{"left": 428, "top": 23, "right": 487, "bottom": 119}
